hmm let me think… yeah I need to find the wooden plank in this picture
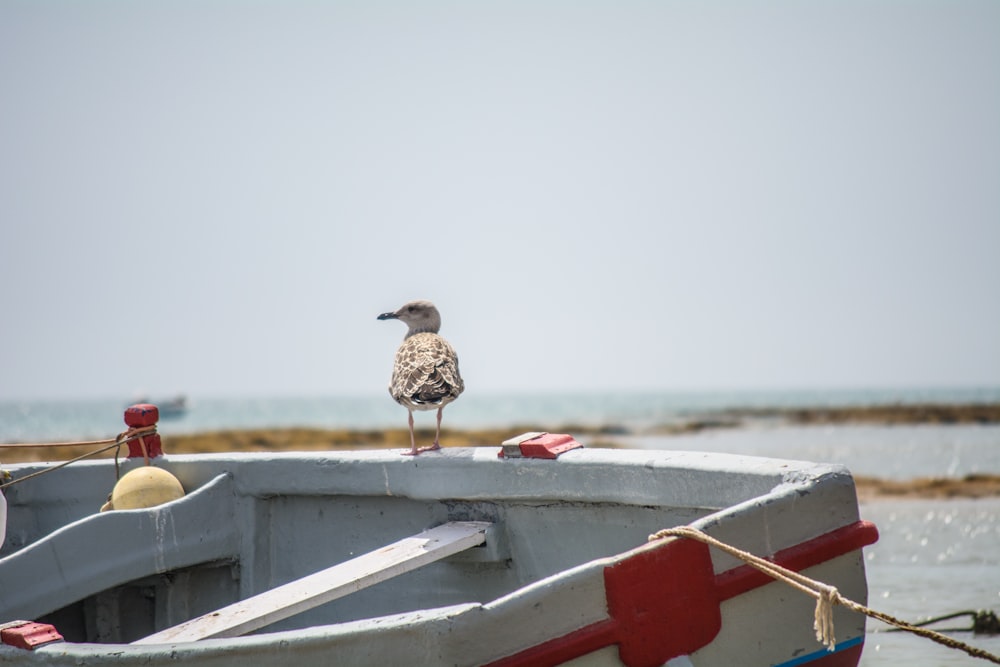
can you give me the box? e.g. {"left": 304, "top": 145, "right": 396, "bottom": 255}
{"left": 134, "top": 521, "right": 490, "bottom": 644}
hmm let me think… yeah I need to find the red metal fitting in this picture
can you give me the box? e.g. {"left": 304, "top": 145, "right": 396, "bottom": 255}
{"left": 498, "top": 432, "right": 583, "bottom": 459}
{"left": 0, "top": 621, "right": 63, "bottom": 650}
{"left": 123, "top": 404, "right": 163, "bottom": 459}
{"left": 124, "top": 404, "right": 159, "bottom": 427}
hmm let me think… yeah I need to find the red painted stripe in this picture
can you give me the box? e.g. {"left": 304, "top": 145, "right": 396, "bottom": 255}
{"left": 480, "top": 619, "right": 618, "bottom": 667}
{"left": 714, "top": 520, "right": 879, "bottom": 601}
{"left": 483, "top": 520, "right": 878, "bottom": 667}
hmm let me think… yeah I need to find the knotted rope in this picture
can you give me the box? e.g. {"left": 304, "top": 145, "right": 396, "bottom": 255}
{"left": 0, "top": 426, "right": 157, "bottom": 491}
{"left": 649, "top": 525, "right": 1000, "bottom": 664}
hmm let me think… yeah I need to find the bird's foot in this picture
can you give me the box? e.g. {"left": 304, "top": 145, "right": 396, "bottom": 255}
{"left": 401, "top": 443, "right": 441, "bottom": 456}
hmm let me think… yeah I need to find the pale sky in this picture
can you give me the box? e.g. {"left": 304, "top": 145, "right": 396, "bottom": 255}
{"left": 1, "top": 1, "right": 998, "bottom": 401}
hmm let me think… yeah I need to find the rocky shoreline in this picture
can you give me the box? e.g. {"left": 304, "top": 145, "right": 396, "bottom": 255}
{"left": 854, "top": 473, "right": 1000, "bottom": 500}
{"left": 737, "top": 402, "right": 1000, "bottom": 425}
{"left": 648, "top": 402, "right": 1000, "bottom": 435}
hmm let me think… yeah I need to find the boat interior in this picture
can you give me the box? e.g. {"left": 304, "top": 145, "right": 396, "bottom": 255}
{"left": 0, "top": 447, "right": 859, "bottom": 645}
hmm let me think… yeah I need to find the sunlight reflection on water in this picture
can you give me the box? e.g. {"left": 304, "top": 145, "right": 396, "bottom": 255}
{"left": 860, "top": 499, "right": 1000, "bottom": 665}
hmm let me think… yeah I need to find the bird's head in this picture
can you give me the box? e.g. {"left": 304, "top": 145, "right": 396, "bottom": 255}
{"left": 378, "top": 300, "right": 442, "bottom": 337}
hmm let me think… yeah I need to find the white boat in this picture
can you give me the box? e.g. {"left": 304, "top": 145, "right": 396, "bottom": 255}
{"left": 0, "top": 428, "right": 877, "bottom": 666}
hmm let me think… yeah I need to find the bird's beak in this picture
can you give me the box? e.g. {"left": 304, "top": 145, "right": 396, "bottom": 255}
{"left": 377, "top": 311, "right": 399, "bottom": 321}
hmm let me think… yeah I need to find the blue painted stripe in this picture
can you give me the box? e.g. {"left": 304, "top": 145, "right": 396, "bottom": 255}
{"left": 772, "top": 636, "right": 864, "bottom": 667}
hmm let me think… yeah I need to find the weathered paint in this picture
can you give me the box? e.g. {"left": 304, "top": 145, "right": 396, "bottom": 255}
{"left": 0, "top": 622, "right": 63, "bottom": 650}
{"left": 482, "top": 521, "right": 877, "bottom": 667}
{"left": 0, "top": 447, "right": 874, "bottom": 666}
{"left": 772, "top": 637, "right": 865, "bottom": 667}
{"left": 137, "top": 522, "right": 489, "bottom": 643}
{"left": 0, "top": 474, "right": 238, "bottom": 622}
{"left": 498, "top": 433, "right": 584, "bottom": 459}
{"left": 122, "top": 404, "right": 162, "bottom": 459}
{"left": 0, "top": 490, "right": 6, "bottom": 549}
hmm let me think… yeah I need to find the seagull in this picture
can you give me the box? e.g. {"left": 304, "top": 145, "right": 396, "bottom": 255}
{"left": 377, "top": 300, "right": 465, "bottom": 455}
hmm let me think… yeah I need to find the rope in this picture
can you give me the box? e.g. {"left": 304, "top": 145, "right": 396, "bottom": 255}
{"left": 884, "top": 609, "right": 1000, "bottom": 634}
{"left": 649, "top": 526, "right": 1000, "bottom": 664}
{"left": 0, "top": 439, "right": 128, "bottom": 449}
{"left": 0, "top": 426, "right": 157, "bottom": 491}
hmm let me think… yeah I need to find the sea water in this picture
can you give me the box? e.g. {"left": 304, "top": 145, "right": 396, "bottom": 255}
{"left": 621, "top": 424, "right": 1000, "bottom": 481}
{"left": 2, "top": 389, "right": 999, "bottom": 664}
{"left": 2, "top": 387, "right": 999, "bottom": 442}
{"left": 860, "top": 499, "right": 1000, "bottom": 665}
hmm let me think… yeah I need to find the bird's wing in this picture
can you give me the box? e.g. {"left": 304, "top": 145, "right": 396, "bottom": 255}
{"left": 390, "top": 334, "right": 464, "bottom": 405}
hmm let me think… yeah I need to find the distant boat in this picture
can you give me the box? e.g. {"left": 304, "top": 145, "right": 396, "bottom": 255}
{"left": 131, "top": 395, "right": 188, "bottom": 419}
{"left": 0, "top": 432, "right": 878, "bottom": 666}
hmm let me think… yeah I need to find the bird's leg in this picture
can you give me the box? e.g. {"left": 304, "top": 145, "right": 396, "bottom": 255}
{"left": 406, "top": 407, "right": 444, "bottom": 455}
{"left": 401, "top": 410, "right": 418, "bottom": 456}
{"left": 429, "top": 407, "right": 444, "bottom": 451}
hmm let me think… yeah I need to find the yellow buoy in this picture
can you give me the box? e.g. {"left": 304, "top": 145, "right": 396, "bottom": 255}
{"left": 100, "top": 466, "right": 185, "bottom": 512}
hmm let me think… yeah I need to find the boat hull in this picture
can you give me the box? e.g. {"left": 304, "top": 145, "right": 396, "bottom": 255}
{"left": 0, "top": 447, "right": 876, "bottom": 666}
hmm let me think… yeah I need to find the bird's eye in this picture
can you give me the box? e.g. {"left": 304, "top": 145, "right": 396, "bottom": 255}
{"left": 407, "top": 306, "right": 416, "bottom": 313}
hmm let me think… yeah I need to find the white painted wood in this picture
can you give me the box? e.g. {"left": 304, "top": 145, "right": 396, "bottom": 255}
{"left": 134, "top": 521, "right": 490, "bottom": 644}
{"left": 0, "top": 489, "right": 7, "bottom": 549}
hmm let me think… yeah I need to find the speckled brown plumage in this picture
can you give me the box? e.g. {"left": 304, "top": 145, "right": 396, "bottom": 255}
{"left": 388, "top": 332, "right": 464, "bottom": 411}
{"left": 377, "top": 300, "right": 464, "bottom": 455}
